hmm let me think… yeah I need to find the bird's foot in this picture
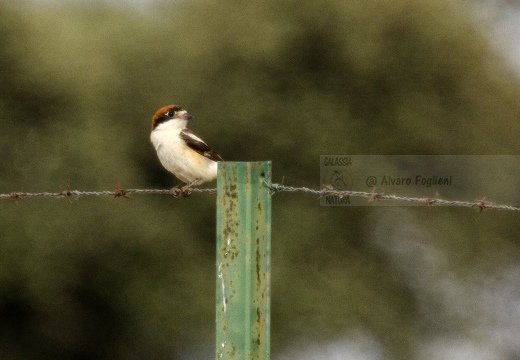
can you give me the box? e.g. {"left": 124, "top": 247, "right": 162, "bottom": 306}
{"left": 169, "top": 186, "right": 182, "bottom": 197}
{"left": 169, "top": 185, "right": 190, "bottom": 197}
{"left": 180, "top": 184, "right": 192, "bottom": 197}
{"left": 169, "top": 182, "right": 196, "bottom": 197}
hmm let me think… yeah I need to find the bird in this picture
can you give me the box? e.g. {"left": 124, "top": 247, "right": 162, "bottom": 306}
{"left": 150, "top": 104, "right": 223, "bottom": 197}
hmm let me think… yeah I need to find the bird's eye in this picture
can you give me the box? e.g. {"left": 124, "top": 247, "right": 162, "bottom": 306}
{"left": 167, "top": 110, "right": 174, "bottom": 117}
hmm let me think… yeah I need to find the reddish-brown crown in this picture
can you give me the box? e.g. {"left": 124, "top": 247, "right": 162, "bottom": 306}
{"left": 151, "top": 104, "right": 182, "bottom": 130}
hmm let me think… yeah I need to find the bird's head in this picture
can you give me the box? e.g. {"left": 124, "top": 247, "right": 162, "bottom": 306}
{"left": 152, "top": 104, "right": 193, "bottom": 130}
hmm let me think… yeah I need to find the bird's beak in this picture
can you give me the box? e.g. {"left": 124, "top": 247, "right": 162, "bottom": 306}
{"left": 182, "top": 112, "right": 193, "bottom": 120}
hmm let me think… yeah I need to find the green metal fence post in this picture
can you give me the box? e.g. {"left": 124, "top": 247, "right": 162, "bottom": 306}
{"left": 216, "top": 161, "right": 272, "bottom": 360}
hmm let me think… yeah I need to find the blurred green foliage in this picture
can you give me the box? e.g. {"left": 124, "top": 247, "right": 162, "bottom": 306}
{"left": 2, "top": 0, "right": 520, "bottom": 359}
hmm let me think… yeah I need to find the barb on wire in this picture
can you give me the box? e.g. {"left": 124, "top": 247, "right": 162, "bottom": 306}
{"left": 113, "top": 185, "right": 133, "bottom": 200}
{"left": 9, "top": 192, "right": 23, "bottom": 206}
{"left": 1, "top": 183, "right": 520, "bottom": 212}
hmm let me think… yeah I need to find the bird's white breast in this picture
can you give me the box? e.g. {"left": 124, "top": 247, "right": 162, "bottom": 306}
{"left": 150, "top": 125, "right": 218, "bottom": 185}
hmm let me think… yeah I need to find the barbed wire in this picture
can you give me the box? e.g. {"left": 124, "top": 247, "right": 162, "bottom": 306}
{"left": 272, "top": 185, "right": 520, "bottom": 212}
{"left": 0, "top": 186, "right": 216, "bottom": 204}
{"left": 1, "top": 183, "right": 519, "bottom": 212}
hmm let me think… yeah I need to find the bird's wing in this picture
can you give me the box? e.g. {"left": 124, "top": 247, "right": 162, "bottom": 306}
{"left": 180, "top": 128, "right": 223, "bottom": 162}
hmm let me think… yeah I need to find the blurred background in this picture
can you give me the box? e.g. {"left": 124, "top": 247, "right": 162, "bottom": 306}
{"left": 2, "top": 0, "right": 520, "bottom": 359}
